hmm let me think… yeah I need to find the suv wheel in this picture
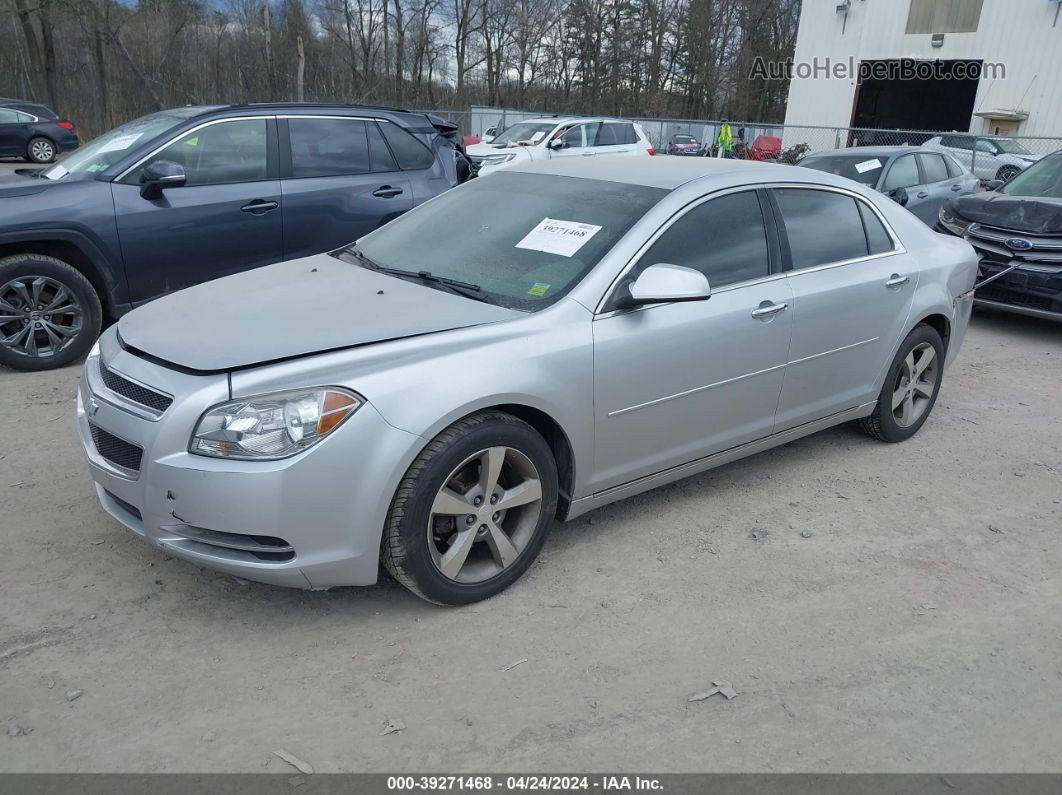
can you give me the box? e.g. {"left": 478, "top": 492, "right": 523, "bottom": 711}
{"left": 382, "top": 411, "right": 558, "bottom": 605}
{"left": 0, "top": 254, "right": 102, "bottom": 371}
{"left": 27, "top": 137, "right": 57, "bottom": 164}
{"left": 859, "top": 324, "right": 944, "bottom": 443}
{"left": 996, "top": 165, "right": 1020, "bottom": 183}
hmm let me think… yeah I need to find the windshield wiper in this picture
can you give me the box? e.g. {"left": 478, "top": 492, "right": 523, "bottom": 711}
{"left": 347, "top": 248, "right": 490, "bottom": 303}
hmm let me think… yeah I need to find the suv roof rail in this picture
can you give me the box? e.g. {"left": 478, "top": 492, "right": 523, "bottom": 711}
{"left": 220, "top": 101, "right": 413, "bottom": 114}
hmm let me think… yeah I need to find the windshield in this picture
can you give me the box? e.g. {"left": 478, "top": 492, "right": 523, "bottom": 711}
{"left": 1000, "top": 152, "right": 1062, "bottom": 198}
{"left": 338, "top": 172, "right": 666, "bottom": 310}
{"left": 489, "top": 121, "right": 559, "bottom": 147}
{"left": 41, "top": 113, "right": 187, "bottom": 180}
{"left": 993, "top": 139, "right": 1033, "bottom": 156}
{"left": 799, "top": 154, "right": 884, "bottom": 187}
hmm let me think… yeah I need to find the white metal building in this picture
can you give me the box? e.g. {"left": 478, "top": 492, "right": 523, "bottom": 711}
{"left": 783, "top": 0, "right": 1062, "bottom": 137}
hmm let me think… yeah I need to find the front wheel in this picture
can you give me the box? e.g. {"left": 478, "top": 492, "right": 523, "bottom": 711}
{"left": 381, "top": 411, "right": 558, "bottom": 605}
{"left": 27, "top": 137, "right": 57, "bottom": 163}
{"left": 0, "top": 254, "right": 102, "bottom": 371}
{"left": 859, "top": 324, "right": 945, "bottom": 443}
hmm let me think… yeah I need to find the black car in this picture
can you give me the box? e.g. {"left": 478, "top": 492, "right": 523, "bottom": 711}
{"left": 0, "top": 99, "right": 79, "bottom": 163}
{"left": 0, "top": 103, "right": 469, "bottom": 370}
{"left": 938, "top": 150, "right": 1062, "bottom": 322}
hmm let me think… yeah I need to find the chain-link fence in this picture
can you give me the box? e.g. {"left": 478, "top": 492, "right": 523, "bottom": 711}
{"left": 448, "top": 105, "right": 1062, "bottom": 180}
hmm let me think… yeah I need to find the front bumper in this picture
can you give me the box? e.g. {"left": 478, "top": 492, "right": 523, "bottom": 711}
{"left": 77, "top": 330, "right": 423, "bottom": 589}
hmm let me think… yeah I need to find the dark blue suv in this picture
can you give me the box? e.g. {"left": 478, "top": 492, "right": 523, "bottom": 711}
{"left": 0, "top": 103, "right": 467, "bottom": 370}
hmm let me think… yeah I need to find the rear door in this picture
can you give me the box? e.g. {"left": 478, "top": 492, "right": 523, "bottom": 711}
{"left": 112, "top": 116, "right": 284, "bottom": 303}
{"left": 279, "top": 116, "right": 413, "bottom": 258}
{"left": 771, "top": 187, "right": 915, "bottom": 429}
{"left": 592, "top": 122, "right": 637, "bottom": 157}
{"left": 0, "top": 107, "right": 25, "bottom": 157}
{"left": 914, "top": 152, "right": 953, "bottom": 224}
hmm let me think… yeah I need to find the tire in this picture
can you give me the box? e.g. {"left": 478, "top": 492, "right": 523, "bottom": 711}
{"left": 381, "top": 411, "right": 559, "bottom": 605}
{"left": 0, "top": 254, "right": 102, "bottom": 371}
{"left": 859, "top": 324, "right": 945, "bottom": 443}
{"left": 26, "top": 137, "right": 57, "bottom": 164}
{"left": 996, "top": 165, "right": 1020, "bottom": 183}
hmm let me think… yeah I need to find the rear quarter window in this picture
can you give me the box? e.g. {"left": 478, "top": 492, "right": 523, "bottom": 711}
{"left": 379, "top": 122, "right": 436, "bottom": 170}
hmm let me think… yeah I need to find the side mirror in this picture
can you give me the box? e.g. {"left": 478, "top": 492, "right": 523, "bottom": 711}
{"left": 984, "top": 179, "right": 1004, "bottom": 192}
{"left": 615, "top": 263, "right": 711, "bottom": 309}
{"left": 547, "top": 138, "right": 565, "bottom": 151}
{"left": 140, "top": 160, "right": 186, "bottom": 199}
{"left": 888, "top": 187, "right": 910, "bottom": 207}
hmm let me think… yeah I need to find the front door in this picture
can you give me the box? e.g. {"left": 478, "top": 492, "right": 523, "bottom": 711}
{"left": 548, "top": 122, "right": 602, "bottom": 161}
{"left": 112, "top": 117, "right": 283, "bottom": 303}
{"left": 279, "top": 116, "right": 413, "bottom": 258}
{"left": 771, "top": 187, "right": 916, "bottom": 430}
{"left": 591, "top": 189, "right": 794, "bottom": 493}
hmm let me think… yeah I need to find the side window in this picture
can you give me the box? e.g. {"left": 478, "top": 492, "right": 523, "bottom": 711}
{"left": 943, "top": 154, "right": 964, "bottom": 178}
{"left": 367, "top": 121, "right": 398, "bottom": 171}
{"left": 624, "top": 124, "right": 641, "bottom": 145}
{"left": 124, "top": 119, "right": 269, "bottom": 186}
{"left": 0, "top": 109, "right": 19, "bottom": 123}
{"left": 638, "top": 191, "right": 770, "bottom": 288}
{"left": 561, "top": 123, "right": 601, "bottom": 149}
{"left": 858, "top": 201, "right": 895, "bottom": 255}
{"left": 918, "top": 153, "right": 949, "bottom": 183}
{"left": 289, "top": 118, "right": 369, "bottom": 177}
{"left": 774, "top": 188, "right": 869, "bottom": 268}
{"left": 975, "top": 139, "right": 997, "bottom": 154}
{"left": 596, "top": 122, "right": 634, "bottom": 147}
{"left": 942, "top": 135, "right": 971, "bottom": 150}
{"left": 882, "top": 154, "right": 920, "bottom": 190}
{"left": 379, "top": 122, "right": 436, "bottom": 169}
{"left": 15, "top": 111, "right": 36, "bottom": 122}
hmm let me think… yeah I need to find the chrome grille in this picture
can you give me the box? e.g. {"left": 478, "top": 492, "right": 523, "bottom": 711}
{"left": 98, "top": 358, "right": 173, "bottom": 414}
{"left": 89, "top": 422, "right": 143, "bottom": 473}
{"left": 966, "top": 224, "right": 1062, "bottom": 265}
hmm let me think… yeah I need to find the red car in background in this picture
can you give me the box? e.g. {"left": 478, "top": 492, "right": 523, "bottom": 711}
{"left": 666, "top": 133, "right": 701, "bottom": 156}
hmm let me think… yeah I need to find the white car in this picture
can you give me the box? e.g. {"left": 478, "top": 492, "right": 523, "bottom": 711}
{"left": 467, "top": 117, "right": 654, "bottom": 175}
{"left": 923, "top": 135, "right": 1040, "bottom": 183}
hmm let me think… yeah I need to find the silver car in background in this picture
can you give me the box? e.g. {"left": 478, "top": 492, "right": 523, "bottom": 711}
{"left": 77, "top": 158, "right": 978, "bottom": 605}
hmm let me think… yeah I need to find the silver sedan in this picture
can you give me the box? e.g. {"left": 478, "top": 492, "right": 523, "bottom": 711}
{"left": 77, "top": 158, "right": 978, "bottom": 604}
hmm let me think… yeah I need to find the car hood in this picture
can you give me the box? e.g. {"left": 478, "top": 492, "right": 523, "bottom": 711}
{"left": 467, "top": 142, "right": 537, "bottom": 155}
{"left": 117, "top": 253, "right": 523, "bottom": 372}
{"left": 949, "top": 193, "right": 1062, "bottom": 235}
{"left": 0, "top": 171, "right": 60, "bottom": 198}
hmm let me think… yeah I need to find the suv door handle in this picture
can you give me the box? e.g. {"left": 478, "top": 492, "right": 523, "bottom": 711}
{"left": 372, "top": 186, "right": 404, "bottom": 198}
{"left": 240, "top": 200, "right": 278, "bottom": 214}
{"left": 751, "top": 301, "right": 788, "bottom": 319}
{"left": 886, "top": 274, "right": 910, "bottom": 288}
{"left": 951, "top": 184, "right": 963, "bottom": 191}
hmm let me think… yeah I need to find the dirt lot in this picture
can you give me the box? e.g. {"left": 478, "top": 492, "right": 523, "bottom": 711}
{"left": 1, "top": 309, "right": 1060, "bottom": 774}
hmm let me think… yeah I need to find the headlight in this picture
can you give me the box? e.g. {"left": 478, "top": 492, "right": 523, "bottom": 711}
{"left": 482, "top": 152, "right": 517, "bottom": 165}
{"left": 938, "top": 205, "right": 971, "bottom": 235}
{"left": 190, "top": 387, "right": 361, "bottom": 460}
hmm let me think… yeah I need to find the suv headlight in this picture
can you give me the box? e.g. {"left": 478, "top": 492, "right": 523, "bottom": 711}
{"left": 482, "top": 152, "right": 517, "bottom": 165}
{"left": 938, "top": 205, "right": 971, "bottom": 235}
{"left": 190, "top": 387, "right": 361, "bottom": 460}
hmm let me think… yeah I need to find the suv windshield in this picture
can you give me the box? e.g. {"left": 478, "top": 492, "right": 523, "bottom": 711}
{"left": 489, "top": 121, "right": 559, "bottom": 147}
{"left": 1000, "top": 152, "right": 1062, "bottom": 198}
{"left": 41, "top": 112, "right": 187, "bottom": 180}
{"left": 799, "top": 154, "right": 884, "bottom": 187}
{"left": 993, "top": 139, "right": 1032, "bottom": 156}
{"left": 338, "top": 172, "right": 665, "bottom": 310}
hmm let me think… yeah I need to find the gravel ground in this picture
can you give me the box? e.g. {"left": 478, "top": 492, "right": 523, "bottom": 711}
{"left": 1, "top": 308, "right": 1060, "bottom": 774}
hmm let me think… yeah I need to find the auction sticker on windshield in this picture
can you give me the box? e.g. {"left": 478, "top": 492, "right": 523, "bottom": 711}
{"left": 855, "top": 158, "right": 882, "bottom": 174}
{"left": 515, "top": 218, "right": 602, "bottom": 257}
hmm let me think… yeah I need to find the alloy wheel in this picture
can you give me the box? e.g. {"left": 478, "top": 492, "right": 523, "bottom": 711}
{"left": 892, "top": 342, "right": 938, "bottom": 428}
{"left": 30, "top": 139, "right": 55, "bottom": 162}
{"left": 426, "top": 446, "right": 544, "bottom": 583}
{"left": 0, "top": 276, "right": 84, "bottom": 359}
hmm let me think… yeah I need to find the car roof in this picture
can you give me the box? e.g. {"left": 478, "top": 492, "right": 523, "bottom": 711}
{"left": 508, "top": 156, "right": 830, "bottom": 191}
{"left": 804, "top": 146, "right": 923, "bottom": 159}
{"left": 516, "top": 116, "right": 636, "bottom": 126}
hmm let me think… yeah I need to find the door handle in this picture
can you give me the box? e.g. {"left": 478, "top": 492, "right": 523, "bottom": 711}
{"left": 240, "top": 200, "right": 278, "bottom": 214}
{"left": 372, "top": 186, "right": 404, "bottom": 198}
{"left": 916, "top": 191, "right": 929, "bottom": 199}
{"left": 951, "top": 184, "right": 963, "bottom": 191}
{"left": 885, "top": 274, "right": 910, "bottom": 288}
{"left": 751, "top": 301, "right": 788, "bottom": 319}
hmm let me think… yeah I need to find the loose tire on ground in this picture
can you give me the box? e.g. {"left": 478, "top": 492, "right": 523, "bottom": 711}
{"left": 0, "top": 254, "right": 102, "bottom": 371}
{"left": 859, "top": 324, "right": 945, "bottom": 443}
{"left": 381, "top": 411, "right": 559, "bottom": 605}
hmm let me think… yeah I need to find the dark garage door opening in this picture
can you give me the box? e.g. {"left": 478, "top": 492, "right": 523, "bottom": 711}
{"left": 851, "top": 59, "right": 981, "bottom": 137}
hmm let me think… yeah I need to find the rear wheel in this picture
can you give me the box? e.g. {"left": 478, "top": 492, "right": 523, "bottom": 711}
{"left": 859, "top": 324, "right": 944, "bottom": 443}
{"left": 27, "top": 137, "right": 57, "bottom": 164}
{"left": 381, "top": 411, "right": 558, "bottom": 605}
{"left": 0, "top": 254, "right": 102, "bottom": 371}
